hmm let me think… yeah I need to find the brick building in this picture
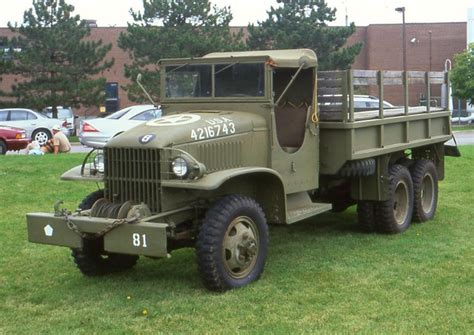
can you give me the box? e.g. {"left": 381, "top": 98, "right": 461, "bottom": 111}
{"left": 0, "top": 22, "right": 467, "bottom": 115}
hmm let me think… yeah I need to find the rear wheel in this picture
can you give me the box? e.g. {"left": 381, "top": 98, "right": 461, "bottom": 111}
{"left": 357, "top": 201, "right": 377, "bottom": 232}
{"left": 71, "top": 190, "right": 139, "bottom": 276}
{"left": 196, "top": 195, "right": 269, "bottom": 291}
{"left": 411, "top": 159, "right": 438, "bottom": 222}
{"left": 376, "top": 165, "right": 414, "bottom": 234}
{"left": 32, "top": 129, "right": 51, "bottom": 146}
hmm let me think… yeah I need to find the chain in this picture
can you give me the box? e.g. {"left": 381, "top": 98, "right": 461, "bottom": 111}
{"left": 65, "top": 215, "right": 139, "bottom": 240}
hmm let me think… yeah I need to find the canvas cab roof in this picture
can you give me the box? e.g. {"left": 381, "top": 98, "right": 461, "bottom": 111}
{"left": 203, "top": 49, "right": 317, "bottom": 69}
{"left": 159, "top": 49, "right": 317, "bottom": 69}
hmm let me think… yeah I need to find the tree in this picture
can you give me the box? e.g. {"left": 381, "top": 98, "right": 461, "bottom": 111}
{"left": 8, "top": 0, "right": 113, "bottom": 117}
{"left": 118, "top": 0, "right": 244, "bottom": 103}
{"left": 247, "top": 0, "right": 362, "bottom": 70}
{"left": 450, "top": 43, "right": 474, "bottom": 105}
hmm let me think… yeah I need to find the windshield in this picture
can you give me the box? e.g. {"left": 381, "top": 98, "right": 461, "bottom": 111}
{"left": 215, "top": 63, "right": 264, "bottom": 97}
{"left": 165, "top": 63, "right": 265, "bottom": 99}
{"left": 44, "top": 108, "right": 73, "bottom": 119}
{"left": 166, "top": 65, "right": 212, "bottom": 98}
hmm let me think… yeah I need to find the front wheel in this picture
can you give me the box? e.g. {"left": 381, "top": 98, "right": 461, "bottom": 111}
{"left": 196, "top": 195, "right": 269, "bottom": 291}
{"left": 71, "top": 190, "right": 139, "bottom": 276}
{"left": 0, "top": 140, "right": 6, "bottom": 155}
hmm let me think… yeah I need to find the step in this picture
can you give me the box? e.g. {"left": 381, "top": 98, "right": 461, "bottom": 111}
{"left": 286, "top": 192, "right": 332, "bottom": 224}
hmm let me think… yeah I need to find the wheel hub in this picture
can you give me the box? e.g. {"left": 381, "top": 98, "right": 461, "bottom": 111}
{"left": 393, "top": 180, "right": 409, "bottom": 225}
{"left": 222, "top": 216, "right": 259, "bottom": 279}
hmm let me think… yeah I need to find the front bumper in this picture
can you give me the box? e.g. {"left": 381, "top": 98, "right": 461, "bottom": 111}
{"left": 26, "top": 212, "right": 169, "bottom": 257}
{"left": 6, "top": 138, "right": 29, "bottom": 151}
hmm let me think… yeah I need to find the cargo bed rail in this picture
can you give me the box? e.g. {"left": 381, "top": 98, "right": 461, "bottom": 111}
{"left": 317, "top": 70, "right": 449, "bottom": 122}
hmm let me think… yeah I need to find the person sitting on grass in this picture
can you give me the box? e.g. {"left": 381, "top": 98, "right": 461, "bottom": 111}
{"left": 41, "top": 125, "right": 71, "bottom": 154}
{"left": 26, "top": 140, "right": 44, "bottom": 155}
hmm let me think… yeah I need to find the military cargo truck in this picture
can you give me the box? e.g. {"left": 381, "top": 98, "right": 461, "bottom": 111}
{"left": 27, "top": 49, "right": 459, "bottom": 291}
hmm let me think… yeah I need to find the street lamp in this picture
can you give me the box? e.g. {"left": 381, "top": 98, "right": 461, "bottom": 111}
{"left": 395, "top": 7, "right": 406, "bottom": 73}
{"left": 429, "top": 30, "right": 432, "bottom": 72}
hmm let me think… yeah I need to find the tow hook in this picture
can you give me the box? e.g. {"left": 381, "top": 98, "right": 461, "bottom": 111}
{"left": 54, "top": 200, "right": 71, "bottom": 217}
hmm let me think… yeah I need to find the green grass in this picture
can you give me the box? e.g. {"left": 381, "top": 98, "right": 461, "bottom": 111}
{"left": 1, "top": 149, "right": 473, "bottom": 334}
{"left": 452, "top": 124, "right": 474, "bottom": 132}
{"left": 68, "top": 135, "right": 79, "bottom": 143}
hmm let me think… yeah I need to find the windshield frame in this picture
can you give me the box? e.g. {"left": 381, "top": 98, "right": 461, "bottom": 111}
{"left": 161, "top": 59, "right": 270, "bottom": 102}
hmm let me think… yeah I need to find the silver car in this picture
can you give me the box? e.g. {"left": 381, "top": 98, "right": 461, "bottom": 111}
{"left": 0, "top": 108, "right": 62, "bottom": 145}
{"left": 79, "top": 105, "right": 162, "bottom": 148}
{"left": 42, "top": 106, "right": 76, "bottom": 136}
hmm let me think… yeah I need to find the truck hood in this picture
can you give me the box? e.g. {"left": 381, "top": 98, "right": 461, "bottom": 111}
{"left": 106, "top": 110, "right": 267, "bottom": 148}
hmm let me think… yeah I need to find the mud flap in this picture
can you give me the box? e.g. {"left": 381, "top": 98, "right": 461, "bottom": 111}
{"left": 445, "top": 134, "right": 462, "bottom": 157}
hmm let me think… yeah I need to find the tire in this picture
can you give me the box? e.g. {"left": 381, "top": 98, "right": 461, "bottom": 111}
{"left": 410, "top": 159, "right": 438, "bottom": 222}
{"left": 376, "top": 165, "right": 414, "bottom": 234}
{"left": 339, "top": 159, "right": 376, "bottom": 177}
{"left": 32, "top": 129, "right": 52, "bottom": 146}
{"left": 71, "top": 190, "right": 139, "bottom": 276}
{"left": 357, "top": 201, "right": 377, "bottom": 232}
{"left": 0, "top": 140, "right": 6, "bottom": 155}
{"left": 196, "top": 195, "right": 269, "bottom": 291}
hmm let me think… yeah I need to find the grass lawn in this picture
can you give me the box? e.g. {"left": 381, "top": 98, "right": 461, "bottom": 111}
{"left": 451, "top": 124, "right": 474, "bottom": 132}
{"left": 0, "top": 148, "right": 473, "bottom": 333}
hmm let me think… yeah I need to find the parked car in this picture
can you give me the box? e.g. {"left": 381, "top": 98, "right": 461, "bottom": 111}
{"left": 42, "top": 106, "right": 76, "bottom": 136}
{"left": 353, "top": 95, "right": 396, "bottom": 111}
{"left": 0, "top": 108, "right": 62, "bottom": 146}
{"left": 0, "top": 125, "right": 29, "bottom": 154}
{"left": 79, "top": 105, "right": 161, "bottom": 148}
{"left": 318, "top": 94, "right": 396, "bottom": 112}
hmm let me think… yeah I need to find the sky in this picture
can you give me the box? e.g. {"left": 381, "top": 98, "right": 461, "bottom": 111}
{"left": 0, "top": 0, "right": 472, "bottom": 28}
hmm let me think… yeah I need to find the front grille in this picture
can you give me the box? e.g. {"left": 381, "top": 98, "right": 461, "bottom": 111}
{"left": 104, "top": 147, "right": 161, "bottom": 213}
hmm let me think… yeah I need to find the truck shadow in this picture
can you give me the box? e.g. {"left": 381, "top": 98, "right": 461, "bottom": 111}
{"left": 61, "top": 207, "right": 369, "bottom": 294}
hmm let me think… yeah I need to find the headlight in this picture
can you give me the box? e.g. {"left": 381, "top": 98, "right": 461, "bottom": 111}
{"left": 171, "top": 157, "right": 188, "bottom": 177}
{"left": 93, "top": 152, "right": 105, "bottom": 173}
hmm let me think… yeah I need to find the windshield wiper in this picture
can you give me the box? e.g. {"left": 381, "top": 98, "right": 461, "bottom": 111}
{"left": 215, "top": 62, "right": 239, "bottom": 75}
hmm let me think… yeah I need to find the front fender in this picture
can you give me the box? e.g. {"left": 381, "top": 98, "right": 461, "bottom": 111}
{"left": 162, "top": 167, "right": 287, "bottom": 224}
{"left": 161, "top": 167, "right": 282, "bottom": 191}
{"left": 60, "top": 164, "right": 104, "bottom": 182}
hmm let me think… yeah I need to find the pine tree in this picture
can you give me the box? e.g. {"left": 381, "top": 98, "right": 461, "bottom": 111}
{"left": 0, "top": 38, "right": 12, "bottom": 106}
{"left": 247, "top": 0, "right": 362, "bottom": 70}
{"left": 118, "top": 0, "right": 245, "bottom": 103}
{"left": 8, "top": 0, "right": 113, "bottom": 117}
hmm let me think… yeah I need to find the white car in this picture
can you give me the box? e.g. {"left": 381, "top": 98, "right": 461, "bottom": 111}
{"left": 79, "top": 105, "right": 162, "bottom": 148}
{"left": 42, "top": 106, "right": 76, "bottom": 136}
{"left": 0, "top": 108, "right": 62, "bottom": 145}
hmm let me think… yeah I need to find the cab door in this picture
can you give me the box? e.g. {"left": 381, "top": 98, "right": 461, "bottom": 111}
{"left": 271, "top": 68, "right": 319, "bottom": 193}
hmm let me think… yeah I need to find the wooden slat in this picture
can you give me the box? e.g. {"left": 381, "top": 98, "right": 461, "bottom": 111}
{"left": 317, "top": 71, "right": 344, "bottom": 79}
{"left": 319, "top": 111, "right": 343, "bottom": 121}
{"left": 353, "top": 70, "right": 377, "bottom": 78}
{"left": 318, "top": 96, "right": 343, "bottom": 103}
{"left": 317, "top": 87, "right": 342, "bottom": 95}
{"left": 353, "top": 78, "right": 378, "bottom": 85}
{"left": 317, "top": 79, "right": 342, "bottom": 88}
{"left": 318, "top": 104, "right": 343, "bottom": 112}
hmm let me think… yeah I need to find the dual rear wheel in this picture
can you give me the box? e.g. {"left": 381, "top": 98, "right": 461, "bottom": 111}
{"left": 357, "top": 159, "right": 438, "bottom": 234}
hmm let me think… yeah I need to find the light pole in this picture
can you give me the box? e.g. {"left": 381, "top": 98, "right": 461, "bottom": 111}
{"left": 428, "top": 30, "right": 432, "bottom": 72}
{"left": 395, "top": 7, "right": 407, "bottom": 73}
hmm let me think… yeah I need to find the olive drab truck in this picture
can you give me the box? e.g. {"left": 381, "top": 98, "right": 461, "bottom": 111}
{"left": 26, "top": 49, "right": 459, "bottom": 291}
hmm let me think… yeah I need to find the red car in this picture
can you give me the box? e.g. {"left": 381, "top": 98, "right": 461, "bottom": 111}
{"left": 0, "top": 126, "right": 29, "bottom": 154}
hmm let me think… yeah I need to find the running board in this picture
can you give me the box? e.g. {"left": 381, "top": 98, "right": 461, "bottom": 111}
{"left": 286, "top": 192, "right": 332, "bottom": 224}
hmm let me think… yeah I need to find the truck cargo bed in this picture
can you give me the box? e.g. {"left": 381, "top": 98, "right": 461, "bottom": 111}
{"left": 317, "top": 70, "right": 452, "bottom": 175}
